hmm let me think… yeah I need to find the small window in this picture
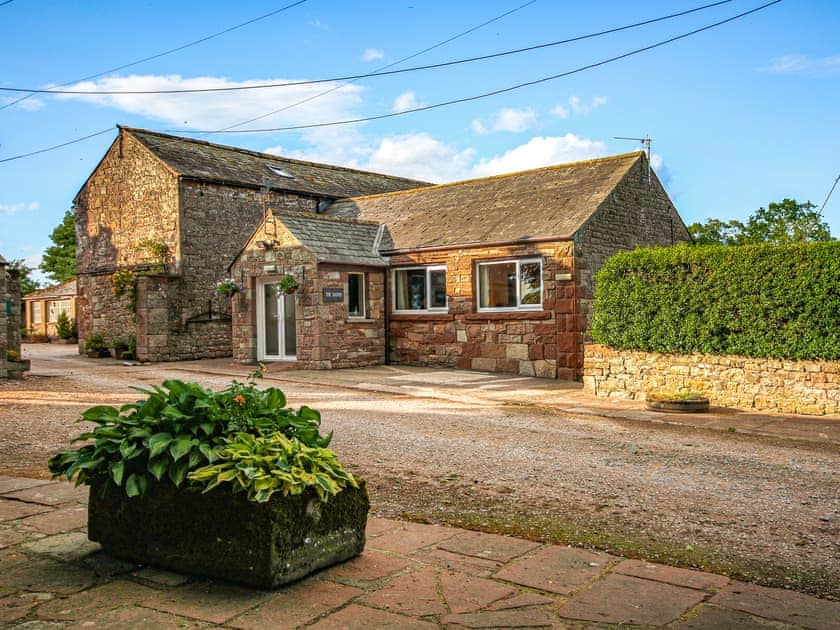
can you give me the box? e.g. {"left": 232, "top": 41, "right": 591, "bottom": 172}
{"left": 393, "top": 266, "right": 447, "bottom": 313}
{"left": 31, "top": 302, "right": 42, "bottom": 324}
{"left": 477, "top": 258, "right": 542, "bottom": 311}
{"left": 267, "top": 165, "right": 294, "bottom": 179}
{"left": 348, "top": 273, "right": 366, "bottom": 319}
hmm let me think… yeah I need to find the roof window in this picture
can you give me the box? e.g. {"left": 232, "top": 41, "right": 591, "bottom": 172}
{"left": 267, "top": 165, "right": 294, "bottom": 179}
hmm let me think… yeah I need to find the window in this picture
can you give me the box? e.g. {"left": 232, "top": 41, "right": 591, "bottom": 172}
{"left": 476, "top": 258, "right": 542, "bottom": 311}
{"left": 31, "top": 302, "right": 42, "bottom": 324}
{"left": 267, "top": 165, "right": 294, "bottom": 179}
{"left": 48, "top": 299, "right": 71, "bottom": 322}
{"left": 393, "top": 266, "right": 447, "bottom": 312}
{"left": 348, "top": 272, "right": 366, "bottom": 319}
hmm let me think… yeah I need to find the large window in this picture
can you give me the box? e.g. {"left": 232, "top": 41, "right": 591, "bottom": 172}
{"left": 348, "top": 272, "right": 366, "bottom": 319}
{"left": 476, "top": 258, "right": 542, "bottom": 311}
{"left": 31, "top": 302, "right": 42, "bottom": 324}
{"left": 393, "top": 266, "right": 447, "bottom": 312}
{"left": 48, "top": 299, "right": 71, "bottom": 322}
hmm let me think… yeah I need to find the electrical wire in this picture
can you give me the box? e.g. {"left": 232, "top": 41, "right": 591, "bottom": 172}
{"left": 220, "top": 0, "right": 538, "bottom": 131}
{"left": 0, "top": 0, "right": 782, "bottom": 163}
{"left": 180, "top": 0, "right": 783, "bottom": 135}
{"left": 0, "top": 0, "right": 309, "bottom": 111}
{"left": 817, "top": 174, "right": 839, "bottom": 218}
{"left": 0, "top": 128, "right": 114, "bottom": 163}
{"left": 0, "top": 0, "right": 18, "bottom": 7}
{"left": 1, "top": 0, "right": 735, "bottom": 97}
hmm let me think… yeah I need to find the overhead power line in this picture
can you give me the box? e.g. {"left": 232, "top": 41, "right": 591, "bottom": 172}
{"left": 0, "top": 0, "right": 309, "bottom": 111}
{"left": 181, "top": 0, "right": 783, "bottom": 135}
{"left": 221, "top": 0, "right": 538, "bottom": 131}
{"left": 817, "top": 174, "right": 839, "bottom": 218}
{"left": 1, "top": 0, "right": 736, "bottom": 97}
{"left": 0, "top": 0, "right": 782, "bottom": 163}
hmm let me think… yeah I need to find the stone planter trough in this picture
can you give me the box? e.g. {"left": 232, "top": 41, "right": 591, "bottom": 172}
{"left": 645, "top": 395, "right": 710, "bottom": 413}
{"left": 88, "top": 478, "right": 369, "bottom": 588}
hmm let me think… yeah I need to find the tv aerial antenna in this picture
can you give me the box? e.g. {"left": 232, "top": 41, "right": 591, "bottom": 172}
{"left": 614, "top": 134, "right": 652, "bottom": 184}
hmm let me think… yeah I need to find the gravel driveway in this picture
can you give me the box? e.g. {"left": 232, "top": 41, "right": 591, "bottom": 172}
{"left": 1, "top": 346, "right": 838, "bottom": 599}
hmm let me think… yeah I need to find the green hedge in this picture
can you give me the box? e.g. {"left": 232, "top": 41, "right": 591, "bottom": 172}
{"left": 591, "top": 242, "right": 840, "bottom": 360}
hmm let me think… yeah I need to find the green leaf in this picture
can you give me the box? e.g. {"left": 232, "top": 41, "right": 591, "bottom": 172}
{"left": 119, "top": 440, "right": 142, "bottom": 460}
{"left": 125, "top": 473, "right": 142, "bottom": 497}
{"left": 147, "top": 432, "right": 173, "bottom": 458}
{"left": 168, "top": 459, "right": 191, "bottom": 486}
{"left": 147, "top": 456, "right": 169, "bottom": 481}
{"left": 169, "top": 436, "right": 194, "bottom": 462}
{"left": 109, "top": 460, "right": 125, "bottom": 486}
{"left": 80, "top": 405, "right": 120, "bottom": 423}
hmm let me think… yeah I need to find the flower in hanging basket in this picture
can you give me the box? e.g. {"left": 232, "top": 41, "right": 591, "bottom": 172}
{"left": 277, "top": 274, "right": 300, "bottom": 295}
{"left": 215, "top": 277, "right": 240, "bottom": 297}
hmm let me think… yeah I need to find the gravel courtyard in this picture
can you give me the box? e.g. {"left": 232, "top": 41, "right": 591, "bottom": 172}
{"left": 1, "top": 345, "right": 837, "bottom": 600}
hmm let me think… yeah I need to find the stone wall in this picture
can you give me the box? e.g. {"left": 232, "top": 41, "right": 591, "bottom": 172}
{"left": 1, "top": 265, "right": 22, "bottom": 379}
{"left": 574, "top": 157, "right": 690, "bottom": 341}
{"left": 75, "top": 129, "right": 322, "bottom": 360}
{"left": 583, "top": 344, "right": 840, "bottom": 416}
{"left": 231, "top": 220, "right": 386, "bottom": 369}
{"left": 389, "top": 242, "right": 575, "bottom": 380}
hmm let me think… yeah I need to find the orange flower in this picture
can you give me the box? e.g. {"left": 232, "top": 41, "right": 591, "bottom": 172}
{"left": 234, "top": 395, "right": 246, "bottom": 405}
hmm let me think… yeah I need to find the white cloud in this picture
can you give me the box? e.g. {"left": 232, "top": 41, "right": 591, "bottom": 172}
{"left": 551, "top": 104, "right": 569, "bottom": 119}
{"left": 472, "top": 107, "right": 537, "bottom": 134}
{"left": 0, "top": 95, "right": 45, "bottom": 111}
{"left": 567, "top": 95, "right": 607, "bottom": 116}
{"left": 54, "top": 74, "right": 364, "bottom": 130}
{"left": 362, "top": 48, "right": 385, "bottom": 62}
{"left": 762, "top": 54, "right": 840, "bottom": 75}
{"left": 362, "top": 133, "right": 476, "bottom": 182}
{"left": 0, "top": 201, "right": 39, "bottom": 216}
{"left": 472, "top": 134, "right": 606, "bottom": 178}
{"left": 392, "top": 90, "right": 421, "bottom": 113}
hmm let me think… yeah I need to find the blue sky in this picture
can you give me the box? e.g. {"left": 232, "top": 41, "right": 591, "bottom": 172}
{"left": 1, "top": 0, "right": 837, "bottom": 284}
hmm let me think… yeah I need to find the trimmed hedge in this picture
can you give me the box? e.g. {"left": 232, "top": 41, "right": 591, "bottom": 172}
{"left": 591, "top": 242, "right": 840, "bottom": 360}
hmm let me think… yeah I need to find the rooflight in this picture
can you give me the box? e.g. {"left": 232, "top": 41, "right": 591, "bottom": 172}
{"left": 268, "top": 165, "right": 294, "bottom": 179}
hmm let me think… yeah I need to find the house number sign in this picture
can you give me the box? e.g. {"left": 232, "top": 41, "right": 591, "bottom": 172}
{"left": 322, "top": 287, "right": 344, "bottom": 302}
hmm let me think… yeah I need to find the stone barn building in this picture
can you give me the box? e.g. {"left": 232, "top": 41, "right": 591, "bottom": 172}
{"left": 73, "top": 127, "right": 427, "bottom": 361}
{"left": 76, "top": 128, "right": 688, "bottom": 379}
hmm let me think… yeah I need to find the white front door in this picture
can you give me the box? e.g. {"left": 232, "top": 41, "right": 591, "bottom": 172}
{"left": 257, "top": 279, "right": 296, "bottom": 361}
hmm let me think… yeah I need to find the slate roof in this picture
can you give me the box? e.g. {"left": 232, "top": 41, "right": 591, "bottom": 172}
{"left": 277, "top": 212, "right": 388, "bottom": 267}
{"left": 122, "top": 127, "right": 431, "bottom": 199}
{"left": 328, "top": 152, "right": 644, "bottom": 251}
{"left": 23, "top": 278, "right": 76, "bottom": 301}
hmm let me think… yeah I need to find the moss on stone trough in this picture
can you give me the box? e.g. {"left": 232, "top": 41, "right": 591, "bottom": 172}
{"left": 88, "top": 477, "right": 369, "bottom": 588}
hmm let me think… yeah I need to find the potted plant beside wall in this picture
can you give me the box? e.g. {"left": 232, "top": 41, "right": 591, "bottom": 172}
{"left": 84, "top": 333, "right": 110, "bottom": 358}
{"left": 6, "top": 350, "right": 30, "bottom": 379}
{"left": 277, "top": 274, "right": 300, "bottom": 295}
{"left": 48, "top": 368, "right": 368, "bottom": 588}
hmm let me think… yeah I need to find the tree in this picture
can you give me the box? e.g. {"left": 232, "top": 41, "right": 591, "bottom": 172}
{"left": 40, "top": 210, "right": 77, "bottom": 283}
{"left": 688, "top": 198, "right": 833, "bottom": 245}
{"left": 7, "top": 259, "right": 40, "bottom": 295}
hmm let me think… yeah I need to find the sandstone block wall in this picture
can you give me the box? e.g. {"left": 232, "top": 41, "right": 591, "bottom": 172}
{"left": 574, "top": 158, "right": 690, "bottom": 341}
{"left": 583, "top": 344, "right": 840, "bottom": 416}
{"left": 389, "top": 242, "right": 576, "bottom": 380}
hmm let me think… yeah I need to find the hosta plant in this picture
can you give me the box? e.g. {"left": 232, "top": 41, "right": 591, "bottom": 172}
{"left": 48, "top": 369, "right": 353, "bottom": 502}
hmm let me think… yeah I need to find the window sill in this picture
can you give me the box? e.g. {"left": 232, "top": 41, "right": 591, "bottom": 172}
{"left": 465, "top": 310, "right": 553, "bottom": 321}
{"left": 390, "top": 312, "right": 452, "bottom": 321}
{"left": 346, "top": 318, "right": 379, "bottom": 324}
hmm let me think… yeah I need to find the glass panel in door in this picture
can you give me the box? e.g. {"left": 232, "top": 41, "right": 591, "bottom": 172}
{"left": 260, "top": 280, "right": 296, "bottom": 360}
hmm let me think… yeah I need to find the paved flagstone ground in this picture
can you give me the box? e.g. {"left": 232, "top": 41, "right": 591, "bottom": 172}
{"left": 1, "top": 477, "right": 838, "bottom": 628}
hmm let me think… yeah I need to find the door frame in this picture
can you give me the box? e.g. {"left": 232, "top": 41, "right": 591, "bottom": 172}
{"left": 256, "top": 278, "right": 296, "bottom": 361}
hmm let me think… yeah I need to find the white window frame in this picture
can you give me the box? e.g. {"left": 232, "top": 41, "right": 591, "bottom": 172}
{"left": 392, "top": 265, "right": 448, "bottom": 313}
{"left": 476, "top": 257, "right": 543, "bottom": 312}
{"left": 48, "top": 299, "right": 71, "bottom": 323}
{"left": 347, "top": 272, "right": 366, "bottom": 319}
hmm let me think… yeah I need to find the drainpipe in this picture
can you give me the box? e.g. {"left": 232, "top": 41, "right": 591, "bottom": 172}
{"left": 383, "top": 265, "right": 391, "bottom": 365}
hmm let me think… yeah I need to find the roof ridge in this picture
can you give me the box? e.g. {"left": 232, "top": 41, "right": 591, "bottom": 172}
{"left": 119, "top": 126, "right": 432, "bottom": 185}
{"left": 335, "top": 151, "right": 644, "bottom": 204}
{"left": 276, "top": 209, "right": 382, "bottom": 228}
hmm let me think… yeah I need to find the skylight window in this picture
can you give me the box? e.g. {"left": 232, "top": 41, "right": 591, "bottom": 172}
{"left": 267, "top": 165, "right": 294, "bottom": 179}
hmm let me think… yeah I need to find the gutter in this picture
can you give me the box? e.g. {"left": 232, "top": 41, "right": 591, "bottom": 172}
{"left": 381, "top": 234, "right": 574, "bottom": 256}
